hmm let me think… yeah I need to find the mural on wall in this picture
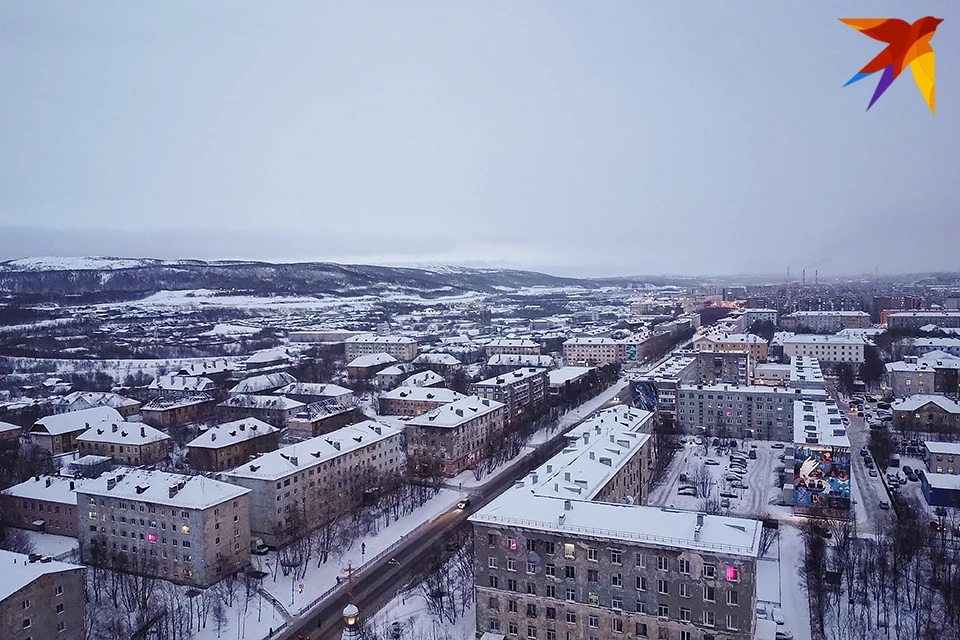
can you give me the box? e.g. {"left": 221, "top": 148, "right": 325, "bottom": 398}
{"left": 794, "top": 445, "right": 851, "bottom": 510}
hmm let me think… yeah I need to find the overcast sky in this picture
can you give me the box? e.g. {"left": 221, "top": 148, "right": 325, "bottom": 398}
{"left": 1, "top": 2, "right": 957, "bottom": 277}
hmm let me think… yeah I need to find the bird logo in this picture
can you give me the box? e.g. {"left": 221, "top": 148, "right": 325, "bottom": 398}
{"left": 840, "top": 17, "right": 943, "bottom": 113}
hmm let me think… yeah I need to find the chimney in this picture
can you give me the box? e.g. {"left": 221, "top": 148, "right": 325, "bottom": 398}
{"left": 239, "top": 423, "right": 245, "bottom": 431}
{"left": 589, "top": 452, "right": 595, "bottom": 460}
{"left": 564, "top": 472, "right": 571, "bottom": 481}
{"left": 610, "top": 434, "right": 615, "bottom": 443}
{"left": 583, "top": 433, "right": 590, "bottom": 445}
{"left": 112, "top": 424, "right": 118, "bottom": 433}
{"left": 140, "top": 427, "right": 145, "bottom": 438}
{"left": 211, "top": 432, "right": 216, "bottom": 442}
{"left": 69, "top": 481, "right": 75, "bottom": 490}
{"left": 558, "top": 514, "right": 566, "bottom": 525}
{"left": 546, "top": 465, "right": 553, "bottom": 473}
{"left": 169, "top": 485, "right": 179, "bottom": 498}
{"left": 564, "top": 500, "right": 572, "bottom": 511}
{"left": 531, "top": 474, "right": 538, "bottom": 484}
{"left": 45, "top": 478, "right": 51, "bottom": 488}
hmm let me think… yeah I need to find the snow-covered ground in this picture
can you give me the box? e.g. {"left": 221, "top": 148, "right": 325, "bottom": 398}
{"left": 21, "top": 530, "right": 78, "bottom": 559}
{"left": 200, "top": 323, "right": 262, "bottom": 336}
{"left": 768, "top": 525, "right": 812, "bottom": 640}
{"left": 1, "top": 355, "right": 242, "bottom": 379}
{"left": 367, "top": 589, "right": 476, "bottom": 640}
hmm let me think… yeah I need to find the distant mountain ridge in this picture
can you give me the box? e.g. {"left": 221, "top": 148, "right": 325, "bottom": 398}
{"left": 0, "top": 256, "right": 667, "bottom": 300}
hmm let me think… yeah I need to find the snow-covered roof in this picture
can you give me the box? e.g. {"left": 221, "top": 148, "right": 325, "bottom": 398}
{"left": 77, "top": 468, "right": 249, "bottom": 510}
{"left": 781, "top": 334, "right": 866, "bottom": 345}
{"left": 288, "top": 399, "right": 354, "bottom": 421}
{"left": 401, "top": 370, "right": 445, "bottom": 388}
{"left": 909, "top": 338, "right": 960, "bottom": 349}
{"left": 245, "top": 347, "right": 291, "bottom": 365}
{"left": 412, "top": 353, "right": 462, "bottom": 366}
{"left": 486, "top": 338, "right": 539, "bottom": 348}
{"left": 888, "top": 310, "right": 960, "bottom": 319}
{"left": 474, "top": 367, "right": 547, "bottom": 387}
{"left": 61, "top": 391, "right": 139, "bottom": 410}
{"left": 345, "top": 334, "right": 416, "bottom": 344}
{"left": 229, "top": 372, "right": 297, "bottom": 395}
{"left": 790, "top": 356, "right": 824, "bottom": 384}
{"left": 32, "top": 406, "right": 123, "bottom": 436}
{"left": 219, "top": 395, "right": 305, "bottom": 411}
{"left": 347, "top": 353, "right": 398, "bottom": 368}
{"left": 380, "top": 386, "right": 465, "bottom": 403}
{"left": 680, "top": 383, "right": 828, "bottom": 399}
{"left": 786, "top": 311, "right": 869, "bottom": 318}
{"left": 0, "top": 420, "right": 20, "bottom": 434}
{"left": 274, "top": 382, "right": 353, "bottom": 398}
{"left": 793, "top": 400, "right": 849, "bottom": 448}
{"left": 922, "top": 471, "right": 960, "bottom": 491}
{"left": 564, "top": 337, "right": 618, "bottom": 346}
{"left": 923, "top": 441, "right": 960, "bottom": 456}
{"left": 695, "top": 333, "right": 766, "bottom": 345}
{"left": 639, "top": 354, "right": 696, "bottom": 380}
{"left": 892, "top": 395, "right": 960, "bottom": 414}
{"left": 0, "top": 550, "right": 84, "bottom": 603}
{"left": 1, "top": 475, "right": 93, "bottom": 505}
{"left": 375, "top": 363, "right": 419, "bottom": 377}
{"left": 407, "top": 396, "right": 504, "bottom": 428}
{"left": 548, "top": 366, "right": 593, "bottom": 386}
{"left": 148, "top": 375, "right": 216, "bottom": 392}
{"left": 76, "top": 422, "right": 170, "bottom": 446}
{"left": 141, "top": 393, "right": 214, "bottom": 410}
{"left": 186, "top": 418, "right": 278, "bottom": 449}
{"left": 222, "top": 421, "right": 402, "bottom": 481}
{"left": 471, "top": 493, "right": 761, "bottom": 558}
{"left": 487, "top": 354, "right": 555, "bottom": 368}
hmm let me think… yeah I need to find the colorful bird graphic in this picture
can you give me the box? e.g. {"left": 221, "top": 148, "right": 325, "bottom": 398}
{"left": 840, "top": 17, "right": 943, "bottom": 113}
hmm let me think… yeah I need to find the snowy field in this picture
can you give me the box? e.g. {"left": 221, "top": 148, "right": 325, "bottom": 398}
{"left": 21, "top": 529, "right": 79, "bottom": 559}
{"left": 2, "top": 355, "right": 243, "bottom": 379}
{"left": 367, "top": 589, "right": 476, "bottom": 640}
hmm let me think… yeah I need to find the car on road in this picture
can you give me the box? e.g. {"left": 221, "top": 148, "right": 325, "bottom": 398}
{"left": 720, "top": 498, "right": 731, "bottom": 508}
{"left": 720, "top": 491, "right": 738, "bottom": 499}
{"left": 860, "top": 448, "right": 868, "bottom": 456}
{"left": 705, "top": 459, "right": 720, "bottom": 465}
{"left": 879, "top": 500, "right": 890, "bottom": 510}
{"left": 749, "top": 450, "right": 757, "bottom": 459}
{"left": 732, "top": 481, "right": 749, "bottom": 490}
{"left": 772, "top": 607, "right": 785, "bottom": 624}
{"left": 869, "top": 469, "right": 878, "bottom": 477}
{"left": 678, "top": 486, "right": 697, "bottom": 496}
{"left": 903, "top": 465, "right": 913, "bottom": 475}
{"left": 776, "top": 630, "right": 795, "bottom": 640}
{"left": 771, "top": 443, "right": 785, "bottom": 449}
{"left": 456, "top": 498, "right": 471, "bottom": 509}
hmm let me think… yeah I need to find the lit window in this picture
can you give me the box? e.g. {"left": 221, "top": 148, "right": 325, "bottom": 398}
{"left": 726, "top": 566, "right": 740, "bottom": 581}
{"left": 148, "top": 534, "right": 157, "bottom": 543}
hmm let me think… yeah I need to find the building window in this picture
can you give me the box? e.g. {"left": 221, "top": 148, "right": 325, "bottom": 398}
{"left": 611, "top": 573, "right": 622, "bottom": 587}
{"left": 657, "top": 556, "right": 668, "bottom": 571}
{"left": 703, "top": 564, "right": 716, "bottom": 578}
{"left": 527, "top": 604, "right": 538, "bottom": 618}
{"left": 527, "top": 561, "right": 536, "bottom": 574}
{"left": 657, "top": 579, "right": 669, "bottom": 595}
{"left": 612, "top": 596, "right": 622, "bottom": 610}
{"left": 680, "top": 632, "right": 692, "bottom": 640}
{"left": 490, "top": 619, "right": 502, "bottom": 632}
{"left": 726, "top": 565, "right": 740, "bottom": 581}
{"left": 636, "top": 622, "right": 648, "bottom": 637}
{"left": 703, "top": 610, "right": 715, "bottom": 626}
{"left": 489, "top": 557, "right": 498, "bottom": 569}
{"left": 509, "top": 600, "right": 518, "bottom": 613}
{"left": 588, "top": 592, "right": 599, "bottom": 605}
{"left": 546, "top": 585, "right": 556, "bottom": 598}
{"left": 679, "top": 607, "right": 691, "bottom": 622}
{"left": 565, "top": 611, "right": 576, "bottom": 624}
{"left": 636, "top": 576, "right": 647, "bottom": 591}
{"left": 679, "top": 582, "right": 691, "bottom": 598}
{"left": 509, "top": 622, "right": 519, "bottom": 636}
{"left": 508, "top": 538, "right": 518, "bottom": 550}
{"left": 565, "top": 588, "right": 576, "bottom": 602}
{"left": 527, "top": 583, "right": 537, "bottom": 595}
{"left": 678, "top": 558, "right": 690, "bottom": 574}
{"left": 588, "top": 569, "right": 599, "bottom": 583}
{"left": 21, "top": 600, "right": 30, "bottom": 609}
{"left": 22, "top": 619, "right": 30, "bottom": 629}
{"left": 565, "top": 566, "right": 575, "bottom": 579}
{"left": 55, "top": 585, "right": 63, "bottom": 596}
{"left": 611, "top": 549, "right": 622, "bottom": 565}
{"left": 546, "top": 606, "right": 556, "bottom": 619}
{"left": 545, "top": 563, "right": 555, "bottom": 577}
{"left": 658, "top": 604, "right": 669, "bottom": 618}
{"left": 726, "top": 614, "right": 739, "bottom": 630}
{"left": 508, "top": 579, "right": 518, "bottom": 592}
{"left": 507, "top": 558, "right": 517, "bottom": 571}
{"left": 727, "top": 590, "right": 740, "bottom": 606}
{"left": 635, "top": 552, "right": 646, "bottom": 568}
{"left": 587, "top": 547, "right": 598, "bottom": 562}
{"left": 563, "top": 544, "right": 575, "bottom": 559}
{"left": 588, "top": 615, "right": 599, "bottom": 628}
{"left": 489, "top": 576, "right": 499, "bottom": 588}
{"left": 546, "top": 630, "right": 556, "bottom": 640}
{"left": 527, "top": 625, "right": 537, "bottom": 639}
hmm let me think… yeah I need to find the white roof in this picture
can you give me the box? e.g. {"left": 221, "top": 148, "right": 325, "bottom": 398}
{"left": 412, "top": 353, "right": 461, "bottom": 366}
{"left": 222, "top": 421, "right": 402, "bottom": 481}
{"left": 487, "top": 354, "right": 554, "bottom": 368}
{"left": 142, "top": 393, "right": 214, "bottom": 411}
{"left": 781, "top": 334, "right": 866, "bottom": 345}
{"left": 640, "top": 354, "right": 696, "bottom": 380}
{"left": 76, "top": 422, "right": 170, "bottom": 446}
{"left": 892, "top": 395, "right": 960, "bottom": 414}
{"left": 380, "top": 386, "right": 465, "bottom": 403}
{"left": 186, "top": 418, "right": 278, "bottom": 449}
{"left": 922, "top": 471, "right": 960, "bottom": 491}
{"left": 910, "top": 338, "right": 960, "bottom": 348}
{"left": 33, "top": 406, "right": 123, "bottom": 436}
{"left": 1, "top": 475, "right": 93, "bottom": 505}
{"left": 564, "top": 336, "right": 617, "bottom": 346}
{"left": 791, "top": 356, "right": 824, "bottom": 383}
{"left": 347, "top": 353, "right": 398, "bottom": 368}
{"left": 680, "top": 383, "right": 828, "bottom": 399}
{"left": 401, "top": 370, "right": 445, "bottom": 388}
{"left": 219, "top": 395, "right": 305, "bottom": 411}
{"left": 229, "top": 372, "right": 297, "bottom": 394}
{"left": 474, "top": 367, "right": 547, "bottom": 387}
{"left": 787, "top": 310, "right": 869, "bottom": 317}
{"left": 274, "top": 382, "right": 353, "bottom": 398}
{"left": 486, "top": 338, "right": 538, "bottom": 348}
{"left": 741, "top": 308, "right": 777, "bottom": 314}
{"left": 78, "top": 468, "right": 249, "bottom": 509}
{"left": 0, "top": 420, "right": 20, "bottom": 434}
{"left": 548, "top": 367, "right": 594, "bottom": 386}
{"left": 923, "top": 441, "right": 960, "bottom": 456}
{"left": 0, "top": 550, "right": 84, "bottom": 603}
{"left": 407, "top": 396, "right": 504, "bottom": 428}
{"left": 345, "top": 334, "right": 416, "bottom": 344}
{"left": 61, "top": 391, "right": 139, "bottom": 410}
{"left": 889, "top": 310, "right": 960, "bottom": 318}
{"left": 376, "top": 363, "right": 419, "bottom": 377}
{"left": 793, "top": 400, "right": 850, "bottom": 448}
{"left": 148, "top": 375, "right": 216, "bottom": 392}
{"left": 245, "top": 347, "right": 291, "bottom": 365}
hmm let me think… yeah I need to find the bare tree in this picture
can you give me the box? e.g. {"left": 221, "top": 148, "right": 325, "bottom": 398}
{"left": 691, "top": 463, "right": 712, "bottom": 498}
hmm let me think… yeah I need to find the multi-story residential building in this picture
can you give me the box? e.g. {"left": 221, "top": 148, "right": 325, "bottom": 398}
{"left": 737, "top": 308, "right": 778, "bottom": 332}
{"left": 186, "top": 418, "right": 280, "bottom": 471}
{"left": 780, "top": 311, "right": 871, "bottom": 333}
{"left": 1, "top": 475, "right": 90, "bottom": 537}
{"left": 887, "top": 310, "right": 960, "bottom": 331}
{"left": 228, "top": 372, "right": 297, "bottom": 396}
{"left": 411, "top": 352, "right": 463, "bottom": 375}
{"left": 788, "top": 356, "right": 826, "bottom": 391}
{"left": 0, "top": 420, "right": 21, "bottom": 449}
{"left": 548, "top": 367, "right": 595, "bottom": 403}
{"left": 274, "top": 382, "right": 355, "bottom": 406}
{"left": 695, "top": 350, "right": 751, "bottom": 387}
{"left": 242, "top": 347, "right": 293, "bottom": 374}
{"left": 675, "top": 384, "right": 828, "bottom": 441}
{"left": 472, "top": 368, "right": 549, "bottom": 428}
{"left": 147, "top": 375, "right": 218, "bottom": 399}
{"left": 924, "top": 442, "right": 960, "bottom": 475}
{"left": 563, "top": 337, "right": 625, "bottom": 367}
{"left": 77, "top": 469, "right": 251, "bottom": 588}
{"left": 899, "top": 338, "right": 960, "bottom": 359}
{"left": 887, "top": 356, "right": 940, "bottom": 397}
{"left": 140, "top": 394, "right": 218, "bottom": 429}
{"left": 375, "top": 364, "right": 420, "bottom": 390}
{"left": 891, "top": 395, "right": 960, "bottom": 437}
{"left": 28, "top": 406, "right": 123, "bottom": 454}
{"left": 630, "top": 354, "right": 698, "bottom": 416}
{"left": 400, "top": 370, "right": 446, "bottom": 388}
{"left": 56, "top": 391, "right": 141, "bottom": 417}
{"left": 221, "top": 421, "right": 405, "bottom": 547}
{"left": 378, "top": 387, "right": 466, "bottom": 417}
{"left": 76, "top": 422, "right": 170, "bottom": 466}
{"left": 286, "top": 400, "right": 361, "bottom": 439}
{"left": 792, "top": 400, "right": 851, "bottom": 519}
{"left": 781, "top": 334, "right": 866, "bottom": 364}
{"left": 346, "top": 353, "right": 399, "bottom": 379}
{"left": 470, "top": 407, "right": 762, "bottom": 640}
{"left": 344, "top": 334, "right": 419, "bottom": 362}
{"left": 406, "top": 396, "right": 505, "bottom": 477}
{"left": 691, "top": 333, "right": 768, "bottom": 363}
{"left": 0, "top": 550, "right": 85, "bottom": 640}
{"left": 487, "top": 354, "right": 556, "bottom": 375}
{"left": 217, "top": 394, "right": 306, "bottom": 428}
{"left": 484, "top": 338, "right": 541, "bottom": 357}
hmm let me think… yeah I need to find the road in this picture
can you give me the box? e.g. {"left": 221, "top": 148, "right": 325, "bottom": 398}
{"left": 280, "top": 401, "right": 593, "bottom": 640}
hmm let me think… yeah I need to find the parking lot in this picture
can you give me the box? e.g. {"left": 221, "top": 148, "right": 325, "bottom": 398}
{"left": 648, "top": 437, "right": 789, "bottom": 517}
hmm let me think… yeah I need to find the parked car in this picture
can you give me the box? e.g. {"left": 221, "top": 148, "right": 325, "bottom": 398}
{"left": 720, "top": 499, "right": 731, "bottom": 508}
{"left": 749, "top": 450, "right": 757, "bottom": 459}
{"left": 732, "top": 481, "right": 748, "bottom": 490}
{"left": 772, "top": 607, "right": 785, "bottom": 625}
{"left": 705, "top": 459, "right": 720, "bottom": 466}
{"left": 869, "top": 469, "right": 878, "bottom": 477}
{"left": 776, "top": 630, "right": 795, "bottom": 640}
{"left": 771, "top": 443, "right": 785, "bottom": 449}
{"left": 907, "top": 472, "right": 919, "bottom": 482}
{"left": 903, "top": 466, "right": 913, "bottom": 475}
{"left": 879, "top": 500, "right": 890, "bottom": 510}
{"left": 720, "top": 491, "right": 738, "bottom": 499}
{"left": 860, "top": 448, "right": 868, "bottom": 457}
{"left": 678, "top": 487, "right": 697, "bottom": 497}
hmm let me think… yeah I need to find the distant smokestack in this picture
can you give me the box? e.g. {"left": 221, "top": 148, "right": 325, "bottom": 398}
{"left": 802, "top": 269, "right": 806, "bottom": 286}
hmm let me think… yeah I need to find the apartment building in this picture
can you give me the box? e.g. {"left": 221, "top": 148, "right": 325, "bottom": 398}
{"left": 346, "top": 353, "right": 399, "bottom": 379}
{"left": 28, "top": 406, "right": 123, "bottom": 455}
{"left": 485, "top": 338, "right": 541, "bottom": 357}
{"left": 406, "top": 396, "right": 505, "bottom": 477}
{"left": 0, "top": 421, "right": 19, "bottom": 449}
{"left": 630, "top": 355, "right": 698, "bottom": 416}
{"left": 901, "top": 338, "right": 960, "bottom": 359}
{"left": 563, "top": 337, "right": 625, "bottom": 367}
{"left": 344, "top": 334, "right": 419, "bottom": 362}
{"left": 77, "top": 469, "right": 251, "bottom": 588}
{"left": 0, "top": 551, "right": 85, "bottom": 640}
{"left": 694, "top": 350, "right": 751, "bottom": 387}
{"left": 780, "top": 311, "right": 871, "bottom": 333}
{"left": 374, "top": 364, "right": 420, "bottom": 389}
{"left": 286, "top": 400, "right": 361, "bottom": 438}
{"left": 1, "top": 475, "right": 90, "bottom": 537}
{"left": 780, "top": 335, "right": 865, "bottom": 364}
{"left": 228, "top": 372, "right": 297, "bottom": 396}
{"left": 924, "top": 442, "right": 960, "bottom": 475}
{"left": 140, "top": 394, "right": 218, "bottom": 429}
{"left": 57, "top": 391, "right": 141, "bottom": 417}
{"left": 221, "top": 420, "right": 405, "bottom": 547}
{"left": 887, "top": 310, "right": 960, "bottom": 331}
{"left": 792, "top": 400, "right": 851, "bottom": 519}
{"left": 76, "top": 422, "right": 170, "bottom": 466}
{"left": 147, "top": 375, "right": 218, "bottom": 399}
{"left": 487, "top": 354, "right": 556, "bottom": 375}
{"left": 186, "top": 418, "right": 280, "bottom": 471}
{"left": 412, "top": 352, "right": 463, "bottom": 375}
{"left": 217, "top": 394, "right": 306, "bottom": 428}
{"left": 401, "top": 370, "right": 446, "bottom": 389}
{"left": 737, "top": 308, "right": 778, "bottom": 332}
{"left": 891, "top": 395, "right": 960, "bottom": 437}
{"left": 274, "top": 382, "right": 355, "bottom": 406}
{"left": 885, "top": 354, "right": 951, "bottom": 397}
{"left": 675, "top": 384, "right": 828, "bottom": 441}
{"left": 691, "top": 333, "right": 767, "bottom": 363}
{"left": 470, "top": 406, "right": 761, "bottom": 640}
{"left": 472, "top": 368, "right": 549, "bottom": 427}
{"left": 379, "top": 387, "right": 466, "bottom": 417}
